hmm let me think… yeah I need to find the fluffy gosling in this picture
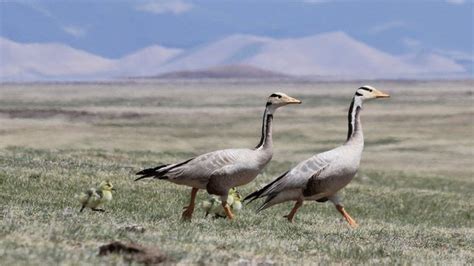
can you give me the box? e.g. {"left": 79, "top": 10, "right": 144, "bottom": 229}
{"left": 78, "top": 181, "right": 115, "bottom": 212}
{"left": 201, "top": 188, "right": 242, "bottom": 218}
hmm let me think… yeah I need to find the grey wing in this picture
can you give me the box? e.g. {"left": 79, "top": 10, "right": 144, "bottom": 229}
{"left": 244, "top": 153, "right": 333, "bottom": 211}
{"left": 261, "top": 154, "right": 331, "bottom": 197}
{"left": 166, "top": 149, "right": 251, "bottom": 183}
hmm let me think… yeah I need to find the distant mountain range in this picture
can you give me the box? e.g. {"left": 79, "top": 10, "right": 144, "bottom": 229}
{"left": 0, "top": 32, "right": 470, "bottom": 81}
{"left": 155, "top": 65, "right": 288, "bottom": 79}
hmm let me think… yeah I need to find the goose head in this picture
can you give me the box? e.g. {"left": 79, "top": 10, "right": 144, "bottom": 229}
{"left": 99, "top": 181, "right": 115, "bottom": 192}
{"left": 266, "top": 92, "right": 301, "bottom": 113}
{"left": 355, "top": 85, "right": 390, "bottom": 100}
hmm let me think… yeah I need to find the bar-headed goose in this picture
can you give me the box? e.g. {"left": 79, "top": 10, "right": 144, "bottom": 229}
{"left": 245, "top": 86, "right": 389, "bottom": 227}
{"left": 136, "top": 92, "right": 301, "bottom": 220}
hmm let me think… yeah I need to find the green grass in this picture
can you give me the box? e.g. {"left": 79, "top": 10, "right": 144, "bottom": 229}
{"left": 0, "top": 80, "right": 473, "bottom": 264}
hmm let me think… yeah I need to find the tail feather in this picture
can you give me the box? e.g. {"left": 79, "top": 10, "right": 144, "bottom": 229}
{"left": 243, "top": 170, "right": 289, "bottom": 204}
{"left": 243, "top": 188, "right": 264, "bottom": 205}
{"left": 135, "top": 158, "right": 195, "bottom": 181}
{"left": 136, "top": 164, "right": 168, "bottom": 175}
{"left": 255, "top": 194, "right": 278, "bottom": 213}
{"left": 135, "top": 164, "right": 169, "bottom": 181}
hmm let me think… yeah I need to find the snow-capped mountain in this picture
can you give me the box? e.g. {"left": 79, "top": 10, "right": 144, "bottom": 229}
{"left": 0, "top": 32, "right": 469, "bottom": 81}
{"left": 0, "top": 37, "right": 114, "bottom": 81}
{"left": 113, "top": 45, "right": 182, "bottom": 77}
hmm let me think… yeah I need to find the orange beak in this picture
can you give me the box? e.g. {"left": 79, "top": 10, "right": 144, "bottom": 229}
{"left": 374, "top": 90, "right": 390, "bottom": 98}
{"left": 285, "top": 95, "right": 302, "bottom": 104}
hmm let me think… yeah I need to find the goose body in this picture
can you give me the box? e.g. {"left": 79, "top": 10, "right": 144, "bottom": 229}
{"left": 136, "top": 93, "right": 301, "bottom": 220}
{"left": 245, "top": 86, "right": 389, "bottom": 227}
{"left": 142, "top": 147, "right": 272, "bottom": 194}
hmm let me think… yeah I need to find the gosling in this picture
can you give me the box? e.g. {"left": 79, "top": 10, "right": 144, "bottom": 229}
{"left": 78, "top": 181, "right": 115, "bottom": 212}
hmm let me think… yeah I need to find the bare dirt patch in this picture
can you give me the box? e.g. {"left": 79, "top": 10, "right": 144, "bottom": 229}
{"left": 99, "top": 241, "right": 168, "bottom": 265}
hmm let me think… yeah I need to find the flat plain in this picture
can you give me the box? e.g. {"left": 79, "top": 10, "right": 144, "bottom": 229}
{"left": 0, "top": 80, "right": 473, "bottom": 265}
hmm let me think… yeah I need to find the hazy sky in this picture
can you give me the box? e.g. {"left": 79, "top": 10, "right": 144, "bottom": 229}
{"left": 1, "top": 0, "right": 473, "bottom": 59}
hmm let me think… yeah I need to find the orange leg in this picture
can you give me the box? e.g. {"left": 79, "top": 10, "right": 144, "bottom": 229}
{"left": 222, "top": 201, "right": 235, "bottom": 220}
{"left": 335, "top": 204, "right": 358, "bottom": 228}
{"left": 284, "top": 199, "right": 303, "bottom": 223}
{"left": 182, "top": 188, "right": 199, "bottom": 221}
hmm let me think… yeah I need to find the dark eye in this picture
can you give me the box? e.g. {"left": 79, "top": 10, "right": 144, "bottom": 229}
{"left": 270, "top": 93, "right": 282, "bottom": 98}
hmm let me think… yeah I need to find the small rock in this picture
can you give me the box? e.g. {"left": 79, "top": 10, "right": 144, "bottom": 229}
{"left": 62, "top": 207, "right": 75, "bottom": 217}
{"left": 122, "top": 224, "right": 146, "bottom": 233}
{"left": 258, "top": 259, "right": 275, "bottom": 266}
{"left": 236, "top": 258, "right": 251, "bottom": 266}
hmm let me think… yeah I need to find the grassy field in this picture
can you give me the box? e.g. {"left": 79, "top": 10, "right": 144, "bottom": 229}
{"left": 0, "top": 80, "right": 473, "bottom": 265}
